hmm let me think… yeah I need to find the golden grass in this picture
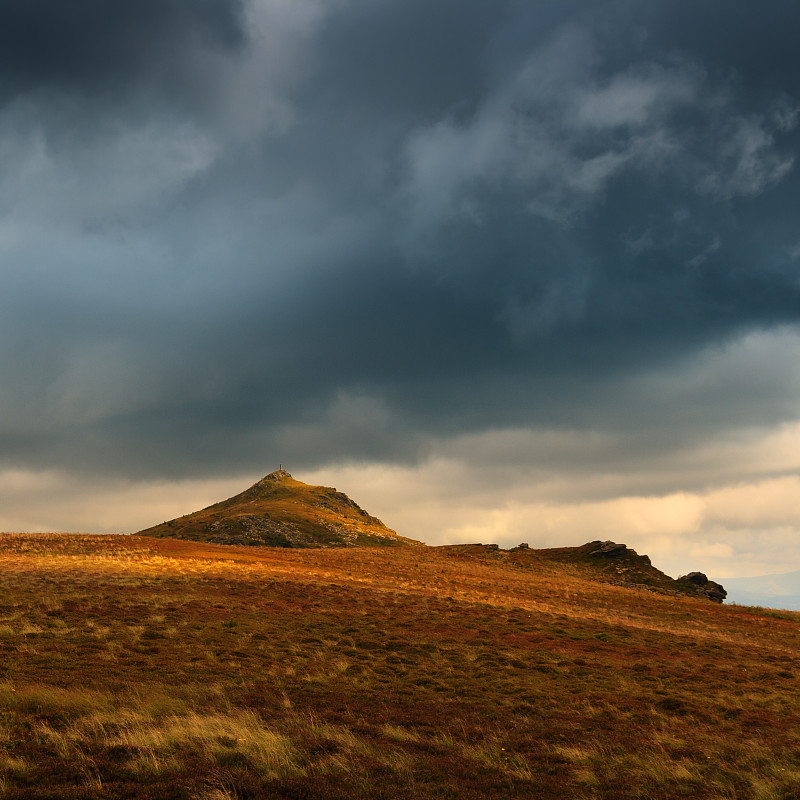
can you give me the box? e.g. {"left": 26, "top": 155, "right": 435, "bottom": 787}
{"left": 0, "top": 532, "right": 799, "bottom": 799}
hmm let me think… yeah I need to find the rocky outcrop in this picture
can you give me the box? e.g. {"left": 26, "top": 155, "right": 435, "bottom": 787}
{"left": 677, "top": 572, "right": 727, "bottom": 604}
{"left": 590, "top": 541, "right": 628, "bottom": 557}
{"left": 588, "top": 540, "right": 652, "bottom": 564}
{"left": 531, "top": 541, "right": 726, "bottom": 603}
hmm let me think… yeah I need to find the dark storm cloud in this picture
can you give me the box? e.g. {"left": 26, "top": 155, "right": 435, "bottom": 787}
{"left": 647, "top": 0, "right": 800, "bottom": 96}
{"left": 0, "top": 0, "right": 244, "bottom": 97}
{"left": 2, "top": 0, "right": 800, "bottom": 483}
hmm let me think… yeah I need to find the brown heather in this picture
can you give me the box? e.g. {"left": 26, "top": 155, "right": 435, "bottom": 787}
{"left": 0, "top": 532, "right": 799, "bottom": 799}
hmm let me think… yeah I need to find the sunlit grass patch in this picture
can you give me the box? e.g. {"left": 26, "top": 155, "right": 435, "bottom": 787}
{"left": 554, "top": 744, "right": 599, "bottom": 765}
{"left": 0, "top": 754, "right": 31, "bottom": 781}
{"left": 107, "top": 710, "right": 301, "bottom": 777}
{"left": 8, "top": 685, "right": 112, "bottom": 721}
{"left": 34, "top": 720, "right": 85, "bottom": 758}
{"left": 381, "top": 724, "right": 421, "bottom": 743}
{"left": 303, "top": 717, "right": 370, "bottom": 757}
{"left": 125, "top": 748, "right": 181, "bottom": 780}
{"left": 459, "top": 735, "right": 535, "bottom": 781}
{"left": 196, "top": 787, "right": 237, "bottom": 800}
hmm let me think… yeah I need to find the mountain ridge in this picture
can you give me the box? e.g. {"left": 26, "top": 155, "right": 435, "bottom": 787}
{"left": 137, "top": 470, "right": 726, "bottom": 602}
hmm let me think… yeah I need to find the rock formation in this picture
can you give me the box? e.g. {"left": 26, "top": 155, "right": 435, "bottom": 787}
{"left": 515, "top": 540, "right": 728, "bottom": 603}
{"left": 677, "top": 572, "right": 728, "bottom": 604}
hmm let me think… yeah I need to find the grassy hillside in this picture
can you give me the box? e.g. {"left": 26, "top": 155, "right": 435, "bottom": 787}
{"left": 137, "top": 469, "right": 419, "bottom": 548}
{"left": 0, "top": 533, "right": 798, "bottom": 799}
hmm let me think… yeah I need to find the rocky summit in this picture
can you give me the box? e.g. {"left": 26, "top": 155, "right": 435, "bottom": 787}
{"left": 136, "top": 469, "right": 421, "bottom": 548}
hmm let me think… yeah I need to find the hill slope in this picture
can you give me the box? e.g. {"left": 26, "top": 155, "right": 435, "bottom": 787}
{"left": 136, "top": 468, "right": 419, "bottom": 548}
{"left": 0, "top": 533, "right": 796, "bottom": 800}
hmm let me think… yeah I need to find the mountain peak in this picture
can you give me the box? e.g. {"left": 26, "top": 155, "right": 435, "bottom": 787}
{"left": 247, "top": 468, "right": 300, "bottom": 495}
{"left": 260, "top": 468, "right": 293, "bottom": 483}
{"left": 137, "top": 469, "right": 421, "bottom": 549}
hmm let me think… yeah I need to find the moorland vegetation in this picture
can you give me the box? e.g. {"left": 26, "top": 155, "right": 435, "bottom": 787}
{"left": 0, "top": 532, "right": 798, "bottom": 799}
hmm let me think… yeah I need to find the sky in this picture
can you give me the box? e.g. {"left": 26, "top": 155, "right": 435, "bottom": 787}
{"left": 2, "top": 0, "right": 800, "bottom": 583}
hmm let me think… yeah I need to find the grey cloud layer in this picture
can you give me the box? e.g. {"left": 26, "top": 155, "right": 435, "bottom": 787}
{"left": 1, "top": 0, "right": 799, "bottom": 481}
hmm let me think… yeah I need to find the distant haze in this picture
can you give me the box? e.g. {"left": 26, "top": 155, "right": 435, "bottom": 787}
{"left": 724, "top": 571, "right": 800, "bottom": 611}
{"left": 1, "top": 1, "right": 800, "bottom": 581}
